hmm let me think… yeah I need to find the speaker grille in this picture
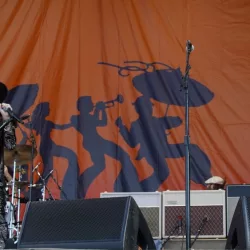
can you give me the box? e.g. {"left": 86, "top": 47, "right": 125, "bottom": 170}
{"left": 140, "top": 207, "right": 159, "bottom": 238}
{"left": 165, "top": 206, "right": 224, "bottom": 237}
{"left": 20, "top": 198, "right": 129, "bottom": 243}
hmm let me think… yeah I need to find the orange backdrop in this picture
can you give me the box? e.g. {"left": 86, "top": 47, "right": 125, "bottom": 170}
{"left": 0, "top": 0, "right": 250, "bottom": 199}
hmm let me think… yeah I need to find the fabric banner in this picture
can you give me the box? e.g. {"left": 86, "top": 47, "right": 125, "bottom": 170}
{"left": 0, "top": 0, "right": 249, "bottom": 199}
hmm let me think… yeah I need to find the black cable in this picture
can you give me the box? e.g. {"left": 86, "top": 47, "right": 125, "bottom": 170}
{"left": 191, "top": 217, "right": 209, "bottom": 248}
{"left": 162, "top": 225, "right": 181, "bottom": 249}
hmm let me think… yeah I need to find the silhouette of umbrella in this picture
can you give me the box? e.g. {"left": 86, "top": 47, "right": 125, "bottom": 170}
{"left": 132, "top": 68, "right": 214, "bottom": 107}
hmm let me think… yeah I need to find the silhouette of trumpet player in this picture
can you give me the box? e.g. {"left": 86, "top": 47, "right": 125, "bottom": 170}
{"left": 58, "top": 95, "right": 142, "bottom": 197}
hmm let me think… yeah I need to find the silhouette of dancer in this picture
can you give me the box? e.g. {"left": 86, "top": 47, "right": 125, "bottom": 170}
{"left": 59, "top": 96, "right": 142, "bottom": 197}
{"left": 116, "top": 96, "right": 211, "bottom": 191}
{"left": 29, "top": 102, "right": 80, "bottom": 199}
{"left": 116, "top": 96, "right": 182, "bottom": 191}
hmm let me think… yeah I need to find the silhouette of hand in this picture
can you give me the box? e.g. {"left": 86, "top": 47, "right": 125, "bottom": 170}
{"left": 95, "top": 101, "right": 106, "bottom": 110}
{"left": 115, "top": 117, "right": 123, "bottom": 128}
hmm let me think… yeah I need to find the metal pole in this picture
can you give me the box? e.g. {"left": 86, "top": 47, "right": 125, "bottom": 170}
{"left": 29, "top": 118, "right": 36, "bottom": 202}
{"left": 9, "top": 160, "right": 16, "bottom": 239}
{"left": 181, "top": 40, "right": 194, "bottom": 250}
{"left": 184, "top": 85, "right": 191, "bottom": 250}
{"left": 16, "top": 165, "right": 22, "bottom": 239}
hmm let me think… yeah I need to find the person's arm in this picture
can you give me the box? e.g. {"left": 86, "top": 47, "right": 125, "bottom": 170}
{"left": 4, "top": 165, "right": 12, "bottom": 182}
{"left": 0, "top": 103, "right": 16, "bottom": 150}
{"left": 3, "top": 122, "right": 16, "bottom": 150}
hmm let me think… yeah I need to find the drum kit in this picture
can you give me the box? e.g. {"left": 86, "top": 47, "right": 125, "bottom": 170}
{"left": 4, "top": 144, "right": 42, "bottom": 243}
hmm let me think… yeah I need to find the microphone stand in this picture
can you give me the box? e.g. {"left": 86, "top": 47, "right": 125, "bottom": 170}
{"left": 51, "top": 174, "right": 68, "bottom": 200}
{"left": 180, "top": 40, "right": 193, "bottom": 250}
{"left": 191, "top": 217, "right": 208, "bottom": 248}
{"left": 35, "top": 169, "right": 55, "bottom": 201}
{"left": 28, "top": 117, "right": 36, "bottom": 202}
{"left": 43, "top": 171, "right": 55, "bottom": 201}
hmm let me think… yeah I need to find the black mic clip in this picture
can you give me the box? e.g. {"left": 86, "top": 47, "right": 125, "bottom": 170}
{"left": 186, "top": 40, "right": 194, "bottom": 53}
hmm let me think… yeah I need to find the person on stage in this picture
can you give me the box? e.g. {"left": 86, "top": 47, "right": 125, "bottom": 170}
{"left": 205, "top": 176, "right": 226, "bottom": 190}
{"left": 0, "top": 82, "right": 17, "bottom": 247}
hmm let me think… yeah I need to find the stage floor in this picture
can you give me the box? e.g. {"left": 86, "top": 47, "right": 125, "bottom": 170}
{"left": 162, "top": 238, "right": 226, "bottom": 249}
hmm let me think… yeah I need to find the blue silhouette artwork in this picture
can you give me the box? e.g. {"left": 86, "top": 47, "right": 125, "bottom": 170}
{"left": 27, "top": 102, "right": 80, "bottom": 200}
{"left": 57, "top": 96, "right": 143, "bottom": 198}
{"left": 98, "top": 61, "right": 214, "bottom": 190}
{"left": 116, "top": 96, "right": 183, "bottom": 190}
{"left": 5, "top": 84, "right": 39, "bottom": 118}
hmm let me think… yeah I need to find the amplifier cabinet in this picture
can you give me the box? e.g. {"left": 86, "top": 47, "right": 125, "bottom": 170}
{"left": 226, "top": 184, "right": 250, "bottom": 235}
{"left": 162, "top": 190, "right": 226, "bottom": 239}
{"left": 100, "top": 192, "right": 162, "bottom": 239}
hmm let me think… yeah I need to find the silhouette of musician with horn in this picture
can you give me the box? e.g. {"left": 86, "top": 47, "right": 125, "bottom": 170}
{"left": 93, "top": 94, "right": 124, "bottom": 109}
{"left": 58, "top": 95, "right": 142, "bottom": 197}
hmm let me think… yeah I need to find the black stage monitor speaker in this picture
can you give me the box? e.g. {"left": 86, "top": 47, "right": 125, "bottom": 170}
{"left": 226, "top": 184, "right": 250, "bottom": 235}
{"left": 225, "top": 196, "right": 250, "bottom": 250}
{"left": 18, "top": 197, "right": 156, "bottom": 250}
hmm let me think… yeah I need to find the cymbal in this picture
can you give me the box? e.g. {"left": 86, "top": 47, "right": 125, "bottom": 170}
{"left": 28, "top": 184, "right": 43, "bottom": 189}
{"left": 7, "top": 181, "right": 30, "bottom": 188}
{"left": 4, "top": 145, "right": 37, "bottom": 166}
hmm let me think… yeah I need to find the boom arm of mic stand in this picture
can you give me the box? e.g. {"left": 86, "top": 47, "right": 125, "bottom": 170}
{"left": 28, "top": 118, "right": 36, "bottom": 202}
{"left": 51, "top": 174, "right": 68, "bottom": 200}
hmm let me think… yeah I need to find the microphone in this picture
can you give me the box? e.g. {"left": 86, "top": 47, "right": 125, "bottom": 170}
{"left": 178, "top": 215, "right": 183, "bottom": 234}
{"left": 2, "top": 107, "right": 24, "bottom": 124}
{"left": 32, "top": 162, "right": 41, "bottom": 173}
{"left": 20, "top": 114, "right": 30, "bottom": 121}
{"left": 186, "top": 40, "right": 194, "bottom": 52}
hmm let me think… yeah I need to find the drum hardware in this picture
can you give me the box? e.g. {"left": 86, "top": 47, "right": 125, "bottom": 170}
{"left": 34, "top": 168, "right": 54, "bottom": 201}
{"left": 8, "top": 159, "right": 17, "bottom": 239}
{"left": 27, "top": 115, "right": 36, "bottom": 202}
{"left": 4, "top": 145, "right": 37, "bottom": 166}
{"left": 7, "top": 181, "right": 29, "bottom": 189}
{"left": 4, "top": 144, "right": 36, "bottom": 242}
{"left": 16, "top": 165, "right": 22, "bottom": 241}
{"left": 28, "top": 183, "right": 43, "bottom": 188}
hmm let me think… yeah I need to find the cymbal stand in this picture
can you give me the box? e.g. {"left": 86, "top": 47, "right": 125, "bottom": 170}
{"left": 9, "top": 159, "right": 17, "bottom": 239}
{"left": 15, "top": 165, "right": 22, "bottom": 241}
{"left": 28, "top": 117, "right": 36, "bottom": 202}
